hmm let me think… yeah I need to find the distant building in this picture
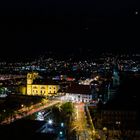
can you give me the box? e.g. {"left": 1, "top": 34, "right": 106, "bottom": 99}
{"left": 64, "top": 83, "right": 93, "bottom": 103}
{"left": 26, "top": 72, "right": 60, "bottom": 96}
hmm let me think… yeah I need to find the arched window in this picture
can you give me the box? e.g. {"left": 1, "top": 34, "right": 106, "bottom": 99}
{"left": 41, "top": 86, "right": 45, "bottom": 89}
{"left": 33, "top": 86, "right": 37, "bottom": 89}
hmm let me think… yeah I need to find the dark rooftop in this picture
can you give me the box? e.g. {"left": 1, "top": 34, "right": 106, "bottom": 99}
{"left": 101, "top": 74, "right": 140, "bottom": 111}
{"left": 0, "top": 119, "right": 57, "bottom": 139}
{"left": 33, "top": 78, "right": 59, "bottom": 85}
{"left": 66, "top": 83, "right": 92, "bottom": 94}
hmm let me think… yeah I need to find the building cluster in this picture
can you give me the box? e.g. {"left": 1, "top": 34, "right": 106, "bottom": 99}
{"left": 0, "top": 53, "right": 123, "bottom": 104}
{"left": 116, "top": 54, "right": 140, "bottom": 72}
{"left": 1, "top": 53, "right": 140, "bottom": 77}
{"left": 1, "top": 53, "right": 140, "bottom": 140}
{"left": 0, "top": 53, "right": 139, "bottom": 103}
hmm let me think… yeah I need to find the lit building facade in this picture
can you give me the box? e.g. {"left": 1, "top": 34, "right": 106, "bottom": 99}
{"left": 65, "top": 93, "right": 92, "bottom": 103}
{"left": 63, "top": 83, "right": 93, "bottom": 103}
{"left": 26, "top": 72, "right": 60, "bottom": 96}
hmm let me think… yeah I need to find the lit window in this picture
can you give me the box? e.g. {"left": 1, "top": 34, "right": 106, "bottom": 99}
{"left": 41, "top": 87, "right": 45, "bottom": 89}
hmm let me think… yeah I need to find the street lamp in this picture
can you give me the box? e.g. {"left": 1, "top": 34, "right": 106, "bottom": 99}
{"left": 60, "top": 122, "right": 64, "bottom": 127}
{"left": 59, "top": 131, "right": 64, "bottom": 138}
{"left": 59, "top": 131, "right": 63, "bottom": 135}
{"left": 48, "top": 119, "right": 53, "bottom": 125}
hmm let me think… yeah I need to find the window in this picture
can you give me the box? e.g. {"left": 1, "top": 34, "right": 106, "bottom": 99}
{"left": 41, "top": 87, "right": 45, "bottom": 89}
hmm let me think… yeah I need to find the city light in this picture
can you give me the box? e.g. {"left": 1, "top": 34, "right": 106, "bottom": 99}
{"left": 60, "top": 122, "right": 64, "bottom": 127}
{"left": 59, "top": 131, "right": 63, "bottom": 135}
{"left": 48, "top": 119, "right": 53, "bottom": 125}
{"left": 36, "top": 112, "right": 44, "bottom": 121}
{"left": 0, "top": 51, "right": 140, "bottom": 140}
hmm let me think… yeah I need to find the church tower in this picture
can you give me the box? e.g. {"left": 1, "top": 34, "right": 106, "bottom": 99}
{"left": 27, "top": 73, "right": 33, "bottom": 85}
{"left": 27, "top": 72, "right": 38, "bottom": 95}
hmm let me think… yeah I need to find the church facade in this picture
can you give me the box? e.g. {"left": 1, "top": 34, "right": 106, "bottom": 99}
{"left": 26, "top": 72, "right": 60, "bottom": 96}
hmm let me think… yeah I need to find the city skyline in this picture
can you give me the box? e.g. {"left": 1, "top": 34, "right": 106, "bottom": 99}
{"left": 1, "top": 52, "right": 140, "bottom": 139}
{"left": 1, "top": 1, "right": 140, "bottom": 140}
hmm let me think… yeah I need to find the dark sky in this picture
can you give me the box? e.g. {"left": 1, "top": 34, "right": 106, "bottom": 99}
{"left": 0, "top": 0, "right": 140, "bottom": 60}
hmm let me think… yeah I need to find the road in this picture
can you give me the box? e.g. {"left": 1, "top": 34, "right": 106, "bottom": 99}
{"left": 1, "top": 100, "right": 60, "bottom": 124}
{"left": 72, "top": 103, "right": 95, "bottom": 140}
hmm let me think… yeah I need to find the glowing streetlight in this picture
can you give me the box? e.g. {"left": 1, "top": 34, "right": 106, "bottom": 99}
{"left": 59, "top": 131, "right": 63, "bottom": 135}
{"left": 103, "top": 127, "right": 107, "bottom": 131}
{"left": 60, "top": 122, "right": 64, "bottom": 127}
{"left": 75, "top": 105, "right": 78, "bottom": 119}
{"left": 48, "top": 119, "right": 53, "bottom": 125}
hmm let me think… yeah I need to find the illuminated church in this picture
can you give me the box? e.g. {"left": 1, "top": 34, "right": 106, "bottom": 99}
{"left": 26, "top": 72, "right": 60, "bottom": 96}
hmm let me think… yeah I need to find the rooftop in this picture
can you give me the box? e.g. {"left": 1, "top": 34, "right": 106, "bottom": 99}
{"left": 66, "top": 83, "right": 92, "bottom": 94}
{"left": 33, "top": 78, "right": 59, "bottom": 85}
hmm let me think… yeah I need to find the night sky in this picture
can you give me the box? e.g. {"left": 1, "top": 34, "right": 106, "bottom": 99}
{"left": 0, "top": 0, "right": 140, "bottom": 60}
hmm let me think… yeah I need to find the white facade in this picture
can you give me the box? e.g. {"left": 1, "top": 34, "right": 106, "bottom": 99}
{"left": 65, "top": 93, "right": 92, "bottom": 103}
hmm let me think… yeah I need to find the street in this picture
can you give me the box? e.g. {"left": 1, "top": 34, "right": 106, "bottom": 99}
{"left": 72, "top": 103, "right": 95, "bottom": 140}
{"left": 1, "top": 99, "right": 60, "bottom": 124}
